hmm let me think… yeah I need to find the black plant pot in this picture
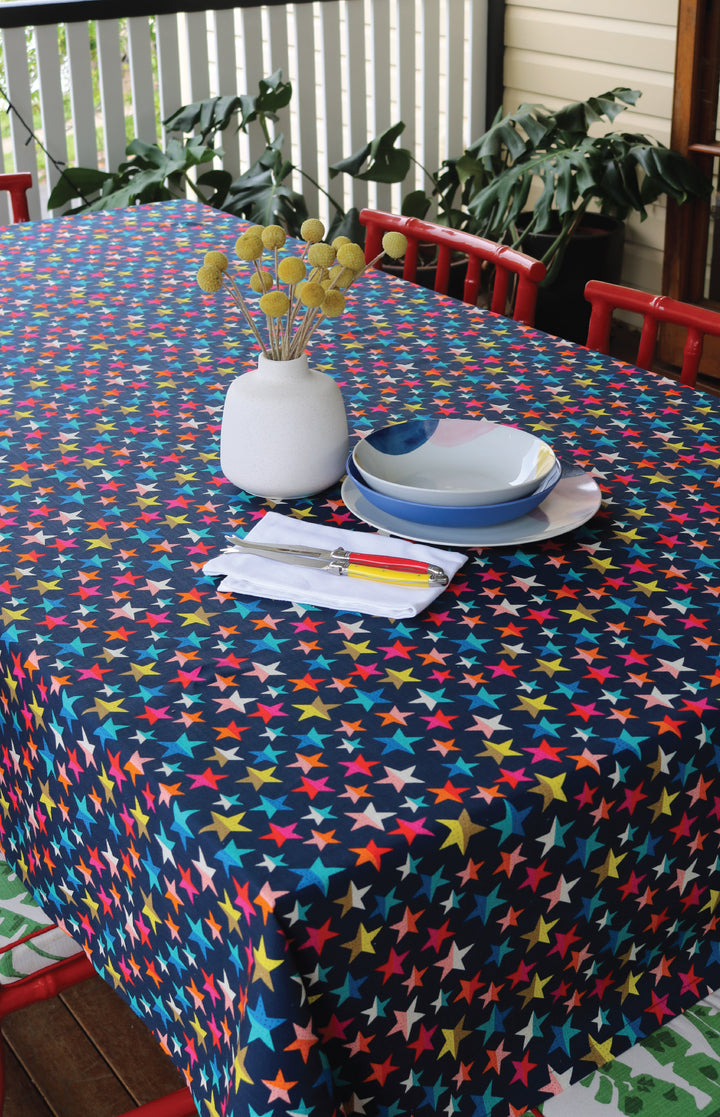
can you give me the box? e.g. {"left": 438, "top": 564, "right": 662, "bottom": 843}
{"left": 517, "top": 212, "right": 625, "bottom": 344}
{"left": 382, "top": 246, "right": 469, "bottom": 302}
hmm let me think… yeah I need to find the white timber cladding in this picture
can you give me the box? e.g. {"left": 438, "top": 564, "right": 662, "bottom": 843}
{"left": 504, "top": 0, "right": 679, "bottom": 295}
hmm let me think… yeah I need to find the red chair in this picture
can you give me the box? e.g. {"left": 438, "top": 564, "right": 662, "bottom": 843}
{"left": 0, "top": 858, "right": 197, "bottom": 1115}
{"left": 584, "top": 279, "right": 720, "bottom": 387}
{"left": 0, "top": 173, "right": 31, "bottom": 223}
{"left": 359, "top": 208, "right": 547, "bottom": 326}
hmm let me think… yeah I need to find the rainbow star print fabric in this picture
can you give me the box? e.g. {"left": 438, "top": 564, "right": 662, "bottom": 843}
{"left": 0, "top": 200, "right": 720, "bottom": 1117}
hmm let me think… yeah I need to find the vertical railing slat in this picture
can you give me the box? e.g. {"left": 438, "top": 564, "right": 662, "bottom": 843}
{"left": 319, "top": 0, "right": 343, "bottom": 226}
{"left": 1, "top": 26, "right": 41, "bottom": 218}
{"left": 265, "top": 5, "right": 292, "bottom": 203}
{"left": 156, "top": 13, "right": 182, "bottom": 138}
{"left": 65, "top": 21, "right": 99, "bottom": 171}
{"left": 445, "top": 0, "right": 465, "bottom": 160}
{"left": 212, "top": 9, "right": 241, "bottom": 180}
{"left": 344, "top": 0, "right": 369, "bottom": 216}
{"left": 292, "top": 3, "right": 319, "bottom": 218}
{"left": 34, "top": 23, "right": 68, "bottom": 203}
{"left": 127, "top": 16, "right": 158, "bottom": 143}
{"left": 421, "top": 0, "right": 440, "bottom": 182}
{"left": 184, "top": 11, "right": 210, "bottom": 102}
{"left": 466, "top": 0, "right": 487, "bottom": 145}
{"left": 396, "top": 0, "right": 417, "bottom": 197}
{"left": 369, "top": 0, "right": 392, "bottom": 213}
{"left": 239, "top": 6, "right": 266, "bottom": 168}
{"left": 96, "top": 19, "right": 129, "bottom": 173}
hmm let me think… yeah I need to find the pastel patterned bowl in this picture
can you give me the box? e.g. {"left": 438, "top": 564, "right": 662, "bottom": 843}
{"left": 352, "top": 418, "right": 557, "bottom": 507}
{"left": 345, "top": 454, "right": 563, "bottom": 527}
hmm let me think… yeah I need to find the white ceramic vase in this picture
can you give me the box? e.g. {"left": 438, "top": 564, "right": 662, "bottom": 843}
{"left": 220, "top": 353, "right": 349, "bottom": 500}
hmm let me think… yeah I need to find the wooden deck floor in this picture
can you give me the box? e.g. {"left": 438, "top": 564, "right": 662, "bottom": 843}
{"left": 2, "top": 974, "right": 197, "bottom": 1117}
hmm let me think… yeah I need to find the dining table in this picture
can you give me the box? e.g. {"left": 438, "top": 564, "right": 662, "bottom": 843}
{"left": 1, "top": 197, "right": 719, "bottom": 1117}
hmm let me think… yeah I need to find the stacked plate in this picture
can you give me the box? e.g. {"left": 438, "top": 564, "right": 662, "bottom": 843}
{"left": 343, "top": 418, "right": 602, "bottom": 547}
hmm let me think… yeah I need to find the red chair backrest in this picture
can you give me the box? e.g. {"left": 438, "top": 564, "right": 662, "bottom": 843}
{"left": 0, "top": 172, "right": 32, "bottom": 223}
{"left": 585, "top": 279, "right": 720, "bottom": 388}
{"left": 359, "top": 209, "right": 547, "bottom": 327}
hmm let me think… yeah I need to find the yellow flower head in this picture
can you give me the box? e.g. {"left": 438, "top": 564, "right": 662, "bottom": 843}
{"left": 259, "top": 290, "right": 290, "bottom": 318}
{"left": 329, "top": 264, "right": 355, "bottom": 289}
{"left": 261, "top": 224, "right": 286, "bottom": 250}
{"left": 307, "top": 242, "right": 337, "bottom": 269}
{"left": 321, "top": 289, "right": 346, "bottom": 317}
{"left": 336, "top": 242, "right": 366, "bottom": 272}
{"left": 196, "top": 264, "right": 223, "bottom": 293}
{"left": 301, "top": 218, "right": 325, "bottom": 243}
{"left": 297, "top": 280, "right": 325, "bottom": 308}
{"left": 235, "top": 232, "right": 264, "bottom": 261}
{"left": 382, "top": 231, "right": 408, "bottom": 259}
{"left": 277, "top": 256, "right": 306, "bottom": 285}
{"left": 204, "top": 250, "right": 228, "bottom": 272}
{"left": 250, "top": 268, "right": 274, "bottom": 293}
{"left": 332, "top": 235, "right": 351, "bottom": 249}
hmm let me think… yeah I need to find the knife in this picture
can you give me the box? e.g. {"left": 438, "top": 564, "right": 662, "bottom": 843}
{"left": 223, "top": 535, "right": 449, "bottom": 587}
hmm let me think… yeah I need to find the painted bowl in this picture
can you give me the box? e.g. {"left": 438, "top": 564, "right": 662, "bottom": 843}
{"left": 344, "top": 454, "right": 563, "bottom": 527}
{"left": 352, "top": 418, "right": 557, "bottom": 506}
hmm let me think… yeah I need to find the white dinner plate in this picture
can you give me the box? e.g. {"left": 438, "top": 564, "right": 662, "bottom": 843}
{"left": 341, "top": 465, "right": 602, "bottom": 547}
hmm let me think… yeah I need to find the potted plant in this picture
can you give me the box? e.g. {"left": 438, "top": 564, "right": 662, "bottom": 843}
{"left": 402, "top": 88, "right": 712, "bottom": 340}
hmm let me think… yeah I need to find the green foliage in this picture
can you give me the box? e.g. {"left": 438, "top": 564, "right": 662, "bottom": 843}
{"left": 47, "top": 71, "right": 410, "bottom": 240}
{"left": 416, "top": 87, "right": 711, "bottom": 281}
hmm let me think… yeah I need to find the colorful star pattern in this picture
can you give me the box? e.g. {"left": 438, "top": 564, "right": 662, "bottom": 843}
{"left": 0, "top": 200, "right": 719, "bottom": 1117}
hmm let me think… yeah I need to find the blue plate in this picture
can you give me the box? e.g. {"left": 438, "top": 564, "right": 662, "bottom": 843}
{"left": 344, "top": 455, "right": 563, "bottom": 527}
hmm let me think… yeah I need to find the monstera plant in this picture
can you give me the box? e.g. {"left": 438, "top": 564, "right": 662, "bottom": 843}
{"left": 47, "top": 72, "right": 411, "bottom": 243}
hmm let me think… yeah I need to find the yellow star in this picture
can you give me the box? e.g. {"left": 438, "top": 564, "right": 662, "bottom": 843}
{"left": 438, "top": 1015, "right": 472, "bottom": 1058}
{"left": 240, "top": 766, "right": 282, "bottom": 791}
{"left": 98, "top": 766, "right": 117, "bottom": 804}
{"left": 179, "top": 606, "right": 218, "bottom": 626}
{"left": 617, "top": 970, "right": 641, "bottom": 1002}
{"left": 592, "top": 848, "right": 626, "bottom": 884}
{"left": 633, "top": 579, "right": 663, "bottom": 597}
{"left": 530, "top": 772, "right": 567, "bottom": 810}
{"left": 217, "top": 890, "right": 243, "bottom": 935}
{"left": 521, "top": 915, "right": 559, "bottom": 950}
{"left": 514, "top": 693, "right": 558, "bottom": 719}
{"left": 130, "top": 799, "right": 151, "bottom": 840}
{"left": 518, "top": 972, "right": 553, "bottom": 1008}
{"left": 560, "top": 602, "right": 601, "bottom": 624}
{"left": 86, "top": 696, "right": 128, "bottom": 720}
{"left": 438, "top": 809, "right": 484, "bottom": 854}
{"left": 39, "top": 780, "right": 56, "bottom": 819}
{"left": 532, "top": 657, "right": 569, "bottom": 678}
{"left": 293, "top": 696, "right": 340, "bottom": 721}
{"left": 200, "top": 811, "right": 250, "bottom": 841}
{"left": 477, "top": 738, "right": 520, "bottom": 764}
{"left": 338, "top": 640, "right": 375, "bottom": 661}
{"left": 583, "top": 1034, "right": 613, "bottom": 1067}
{"left": 86, "top": 533, "right": 119, "bottom": 550}
{"left": 124, "top": 662, "right": 160, "bottom": 682}
{"left": 252, "top": 936, "right": 284, "bottom": 989}
{"left": 649, "top": 787, "right": 680, "bottom": 821}
{"left": 142, "top": 891, "right": 162, "bottom": 933}
{"left": 234, "top": 1046, "right": 253, "bottom": 1088}
{"left": 342, "top": 922, "right": 381, "bottom": 961}
{"left": 382, "top": 667, "right": 419, "bottom": 689}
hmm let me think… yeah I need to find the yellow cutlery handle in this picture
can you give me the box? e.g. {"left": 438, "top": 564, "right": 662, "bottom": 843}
{"left": 346, "top": 563, "right": 431, "bottom": 587}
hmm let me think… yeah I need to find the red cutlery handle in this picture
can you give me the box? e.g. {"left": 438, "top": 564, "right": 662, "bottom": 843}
{"left": 348, "top": 551, "right": 433, "bottom": 574}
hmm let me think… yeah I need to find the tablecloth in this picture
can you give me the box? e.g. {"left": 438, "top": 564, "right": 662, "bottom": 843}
{"left": 0, "top": 199, "right": 719, "bottom": 1117}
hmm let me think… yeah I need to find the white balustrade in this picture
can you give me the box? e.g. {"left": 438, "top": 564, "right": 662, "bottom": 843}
{"left": 0, "top": 1, "right": 490, "bottom": 224}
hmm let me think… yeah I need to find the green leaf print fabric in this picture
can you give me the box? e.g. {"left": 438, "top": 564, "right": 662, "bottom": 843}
{"left": 540, "top": 990, "right": 720, "bottom": 1116}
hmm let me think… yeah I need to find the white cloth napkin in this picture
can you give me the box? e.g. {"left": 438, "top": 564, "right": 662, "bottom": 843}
{"left": 203, "top": 512, "right": 467, "bottom": 618}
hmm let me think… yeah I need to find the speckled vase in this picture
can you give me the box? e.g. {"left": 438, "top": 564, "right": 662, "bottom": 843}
{"left": 220, "top": 353, "right": 349, "bottom": 500}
